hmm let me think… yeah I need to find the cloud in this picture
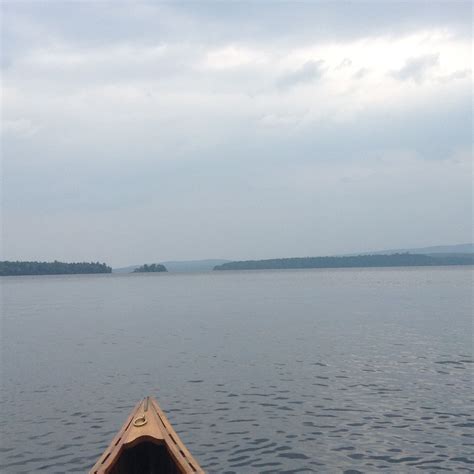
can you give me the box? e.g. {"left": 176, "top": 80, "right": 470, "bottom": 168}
{"left": 353, "top": 67, "right": 369, "bottom": 80}
{"left": 276, "top": 60, "right": 325, "bottom": 90}
{"left": 391, "top": 53, "right": 439, "bottom": 83}
{"left": 438, "top": 68, "right": 471, "bottom": 83}
{"left": 337, "top": 58, "right": 352, "bottom": 69}
{"left": 203, "top": 46, "right": 266, "bottom": 69}
{"left": 1, "top": 118, "right": 40, "bottom": 138}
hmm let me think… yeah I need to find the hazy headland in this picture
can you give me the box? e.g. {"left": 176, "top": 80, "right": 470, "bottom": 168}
{"left": 213, "top": 253, "right": 474, "bottom": 271}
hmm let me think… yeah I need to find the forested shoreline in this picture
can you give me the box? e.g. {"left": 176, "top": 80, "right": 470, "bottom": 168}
{"left": 2, "top": 253, "right": 472, "bottom": 276}
{"left": 214, "top": 253, "right": 474, "bottom": 271}
{"left": 0, "top": 261, "right": 112, "bottom": 276}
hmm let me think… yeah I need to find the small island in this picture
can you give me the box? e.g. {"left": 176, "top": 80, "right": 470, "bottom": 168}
{"left": 133, "top": 263, "right": 168, "bottom": 273}
{"left": 0, "top": 260, "right": 112, "bottom": 276}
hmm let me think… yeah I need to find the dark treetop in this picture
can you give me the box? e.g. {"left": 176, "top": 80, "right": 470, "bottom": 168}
{"left": 0, "top": 261, "right": 112, "bottom": 276}
{"left": 213, "top": 253, "right": 474, "bottom": 271}
{"left": 133, "top": 263, "right": 168, "bottom": 273}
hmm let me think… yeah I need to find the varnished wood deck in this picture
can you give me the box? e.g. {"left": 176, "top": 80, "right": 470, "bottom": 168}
{"left": 90, "top": 396, "right": 204, "bottom": 474}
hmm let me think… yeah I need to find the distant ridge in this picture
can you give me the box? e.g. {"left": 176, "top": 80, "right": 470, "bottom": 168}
{"left": 348, "top": 243, "right": 473, "bottom": 256}
{"left": 113, "top": 265, "right": 140, "bottom": 273}
{"left": 160, "top": 259, "right": 230, "bottom": 273}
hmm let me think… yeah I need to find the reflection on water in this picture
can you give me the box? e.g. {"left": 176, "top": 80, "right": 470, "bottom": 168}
{"left": 1, "top": 267, "right": 473, "bottom": 473}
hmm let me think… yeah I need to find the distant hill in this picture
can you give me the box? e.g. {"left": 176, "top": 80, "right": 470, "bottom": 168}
{"left": 113, "top": 265, "right": 140, "bottom": 273}
{"left": 159, "top": 259, "right": 230, "bottom": 272}
{"left": 113, "top": 259, "right": 230, "bottom": 273}
{"left": 214, "top": 253, "right": 474, "bottom": 271}
{"left": 352, "top": 243, "right": 473, "bottom": 256}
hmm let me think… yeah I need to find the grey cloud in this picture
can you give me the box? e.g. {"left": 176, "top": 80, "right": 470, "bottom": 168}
{"left": 3, "top": 1, "right": 471, "bottom": 60}
{"left": 154, "top": 2, "right": 474, "bottom": 44}
{"left": 276, "top": 60, "right": 325, "bottom": 90}
{"left": 4, "top": 86, "right": 470, "bottom": 215}
{"left": 438, "top": 69, "right": 471, "bottom": 83}
{"left": 337, "top": 58, "right": 352, "bottom": 69}
{"left": 391, "top": 53, "right": 439, "bottom": 83}
{"left": 353, "top": 67, "right": 369, "bottom": 80}
{"left": 449, "top": 69, "right": 471, "bottom": 80}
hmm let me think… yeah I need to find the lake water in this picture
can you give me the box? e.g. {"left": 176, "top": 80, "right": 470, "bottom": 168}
{"left": 1, "top": 267, "right": 473, "bottom": 473}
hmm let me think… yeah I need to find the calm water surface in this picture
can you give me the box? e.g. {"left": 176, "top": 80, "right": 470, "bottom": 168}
{"left": 1, "top": 267, "right": 473, "bottom": 473}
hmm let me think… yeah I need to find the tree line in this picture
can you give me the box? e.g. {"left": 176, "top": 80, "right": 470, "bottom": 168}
{"left": 213, "top": 253, "right": 474, "bottom": 271}
{"left": 0, "top": 261, "right": 112, "bottom": 276}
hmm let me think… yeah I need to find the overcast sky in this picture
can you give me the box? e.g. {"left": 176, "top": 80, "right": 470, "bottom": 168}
{"left": 1, "top": 1, "right": 472, "bottom": 266}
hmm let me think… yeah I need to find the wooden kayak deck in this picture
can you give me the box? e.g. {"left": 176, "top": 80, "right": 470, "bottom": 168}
{"left": 90, "top": 396, "right": 204, "bottom": 474}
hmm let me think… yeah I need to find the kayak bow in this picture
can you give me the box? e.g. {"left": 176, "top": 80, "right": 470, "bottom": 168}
{"left": 90, "top": 396, "right": 204, "bottom": 474}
